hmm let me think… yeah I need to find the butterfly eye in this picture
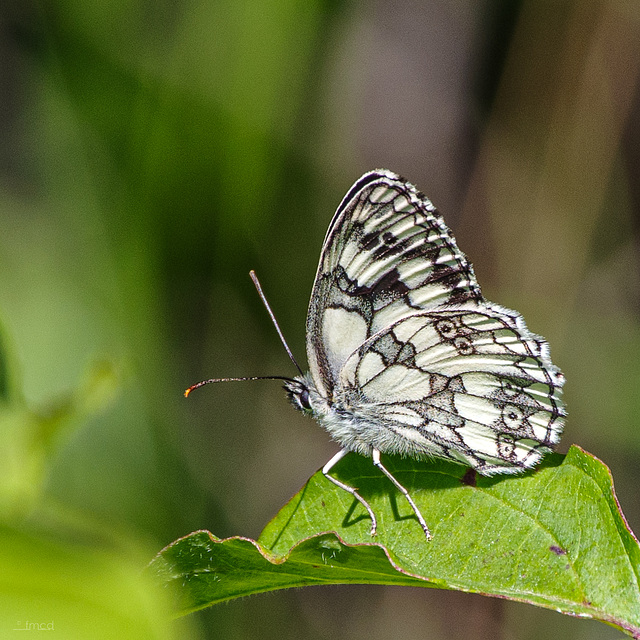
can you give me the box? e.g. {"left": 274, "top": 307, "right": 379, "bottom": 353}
{"left": 299, "top": 389, "right": 311, "bottom": 411}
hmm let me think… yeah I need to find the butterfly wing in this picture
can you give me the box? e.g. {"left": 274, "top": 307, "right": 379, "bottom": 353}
{"left": 338, "top": 309, "right": 565, "bottom": 473}
{"left": 305, "top": 169, "right": 565, "bottom": 473}
{"left": 306, "top": 169, "right": 481, "bottom": 400}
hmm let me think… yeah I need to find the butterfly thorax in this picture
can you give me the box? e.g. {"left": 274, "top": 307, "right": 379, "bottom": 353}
{"left": 285, "top": 373, "right": 424, "bottom": 459}
{"left": 284, "top": 374, "right": 367, "bottom": 452}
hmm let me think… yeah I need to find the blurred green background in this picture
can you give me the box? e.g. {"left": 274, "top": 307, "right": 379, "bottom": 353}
{"left": 1, "top": 1, "right": 639, "bottom": 638}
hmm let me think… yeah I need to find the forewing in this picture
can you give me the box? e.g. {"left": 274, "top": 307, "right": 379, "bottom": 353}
{"left": 339, "top": 308, "right": 565, "bottom": 474}
{"left": 306, "top": 170, "right": 481, "bottom": 399}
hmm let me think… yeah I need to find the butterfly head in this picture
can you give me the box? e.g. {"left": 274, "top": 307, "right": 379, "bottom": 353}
{"left": 283, "top": 373, "right": 330, "bottom": 418}
{"left": 283, "top": 376, "right": 313, "bottom": 415}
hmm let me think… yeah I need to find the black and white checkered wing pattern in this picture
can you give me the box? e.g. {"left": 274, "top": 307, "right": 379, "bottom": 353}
{"left": 339, "top": 309, "right": 564, "bottom": 473}
{"left": 306, "top": 170, "right": 482, "bottom": 398}
{"left": 305, "top": 169, "right": 565, "bottom": 473}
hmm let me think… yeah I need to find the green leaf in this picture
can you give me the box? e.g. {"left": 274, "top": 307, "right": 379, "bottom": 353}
{"left": 148, "top": 445, "right": 640, "bottom": 637}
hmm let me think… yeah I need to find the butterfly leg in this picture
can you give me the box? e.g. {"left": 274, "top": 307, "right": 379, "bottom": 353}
{"left": 372, "top": 449, "right": 432, "bottom": 541}
{"left": 323, "top": 449, "right": 378, "bottom": 536}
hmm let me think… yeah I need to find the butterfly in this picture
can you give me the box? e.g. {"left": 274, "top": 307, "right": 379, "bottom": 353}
{"left": 186, "top": 169, "right": 566, "bottom": 540}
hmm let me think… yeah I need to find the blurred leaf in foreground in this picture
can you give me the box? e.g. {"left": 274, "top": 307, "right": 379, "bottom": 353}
{"left": 0, "top": 525, "right": 192, "bottom": 639}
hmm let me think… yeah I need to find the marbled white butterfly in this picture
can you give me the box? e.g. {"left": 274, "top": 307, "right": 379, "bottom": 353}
{"left": 187, "top": 169, "right": 566, "bottom": 540}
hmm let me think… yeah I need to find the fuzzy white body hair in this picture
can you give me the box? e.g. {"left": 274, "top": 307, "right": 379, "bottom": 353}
{"left": 292, "top": 373, "right": 449, "bottom": 463}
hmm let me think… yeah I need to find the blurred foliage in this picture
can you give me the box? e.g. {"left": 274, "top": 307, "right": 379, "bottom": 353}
{"left": 1, "top": 0, "right": 639, "bottom": 639}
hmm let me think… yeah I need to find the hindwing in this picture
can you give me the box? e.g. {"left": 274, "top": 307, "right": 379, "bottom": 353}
{"left": 338, "top": 309, "right": 564, "bottom": 472}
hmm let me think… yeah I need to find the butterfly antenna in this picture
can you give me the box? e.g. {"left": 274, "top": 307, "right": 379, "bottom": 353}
{"left": 249, "top": 270, "right": 305, "bottom": 377}
{"left": 184, "top": 375, "right": 297, "bottom": 398}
